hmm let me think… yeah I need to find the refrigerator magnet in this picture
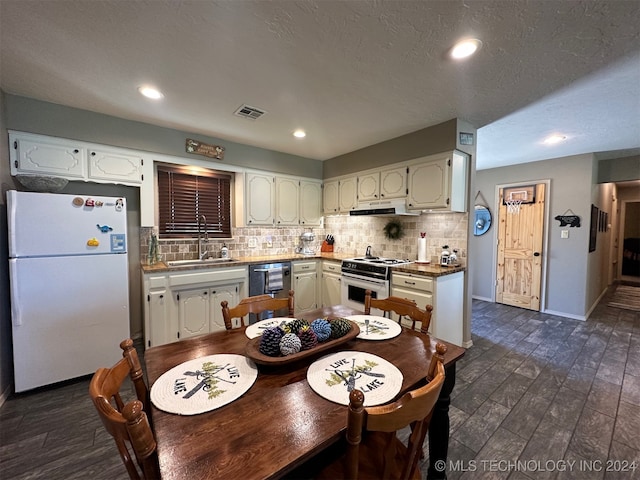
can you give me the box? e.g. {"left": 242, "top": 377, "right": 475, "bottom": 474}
{"left": 85, "top": 198, "right": 95, "bottom": 207}
{"left": 87, "top": 237, "right": 100, "bottom": 247}
{"left": 96, "top": 224, "right": 113, "bottom": 233}
{"left": 94, "top": 200, "right": 104, "bottom": 207}
{"left": 110, "top": 234, "right": 126, "bottom": 252}
{"left": 115, "top": 199, "right": 124, "bottom": 211}
{"left": 72, "top": 197, "right": 84, "bottom": 207}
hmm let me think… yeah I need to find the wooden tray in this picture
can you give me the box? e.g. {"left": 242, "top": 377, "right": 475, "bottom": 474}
{"left": 245, "top": 321, "right": 360, "bottom": 365}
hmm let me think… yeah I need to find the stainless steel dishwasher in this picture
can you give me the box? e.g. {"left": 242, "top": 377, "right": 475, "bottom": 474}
{"left": 248, "top": 261, "right": 292, "bottom": 324}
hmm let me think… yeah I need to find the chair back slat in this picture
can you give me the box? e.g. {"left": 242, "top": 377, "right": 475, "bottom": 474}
{"left": 221, "top": 290, "right": 295, "bottom": 329}
{"left": 364, "top": 290, "right": 433, "bottom": 333}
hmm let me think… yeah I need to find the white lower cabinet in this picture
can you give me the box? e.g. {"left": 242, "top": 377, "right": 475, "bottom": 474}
{"left": 143, "top": 266, "right": 247, "bottom": 347}
{"left": 321, "top": 261, "right": 341, "bottom": 307}
{"left": 391, "top": 270, "right": 464, "bottom": 346}
{"left": 292, "top": 260, "right": 319, "bottom": 315}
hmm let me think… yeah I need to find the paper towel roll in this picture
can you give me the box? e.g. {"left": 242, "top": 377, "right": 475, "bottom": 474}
{"left": 418, "top": 237, "right": 428, "bottom": 263}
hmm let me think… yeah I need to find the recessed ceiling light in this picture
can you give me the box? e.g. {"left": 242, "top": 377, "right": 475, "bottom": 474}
{"left": 543, "top": 135, "right": 567, "bottom": 145}
{"left": 138, "top": 86, "right": 164, "bottom": 100}
{"left": 450, "top": 38, "right": 482, "bottom": 59}
{"left": 293, "top": 130, "right": 306, "bottom": 138}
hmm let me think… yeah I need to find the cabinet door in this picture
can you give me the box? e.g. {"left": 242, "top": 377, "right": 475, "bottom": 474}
{"left": 177, "top": 288, "right": 210, "bottom": 339}
{"left": 390, "top": 286, "right": 433, "bottom": 333}
{"left": 246, "top": 173, "right": 275, "bottom": 225}
{"left": 147, "top": 289, "right": 170, "bottom": 347}
{"left": 300, "top": 180, "right": 322, "bottom": 226}
{"left": 357, "top": 172, "right": 379, "bottom": 202}
{"left": 275, "top": 176, "right": 299, "bottom": 225}
{"left": 210, "top": 284, "right": 239, "bottom": 332}
{"left": 323, "top": 180, "right": 339, "bottom": 214}
{"left": 88, "top": 149, "right": 143, "bottom": 184}
{"left": 13, "top": 136, "right": 86, "bottom": 178}
{"left": 407, "top": 156, "right": 450, "bottom": 209}
{"left": 379, "top": 166, "right": 407, "bottom": 200}
{"left": 322, "top": 272, "right": 341, "bottom": 307}
{"left": 294, "top": 272, "right": 318, "bottom": 314}
{"left": 339, "top": 176, "right": 358, "bottom": 212}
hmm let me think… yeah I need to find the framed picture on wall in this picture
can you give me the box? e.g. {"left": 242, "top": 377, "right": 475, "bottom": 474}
{"left": 589, "top": 204, "right": 598, "bottom": 252}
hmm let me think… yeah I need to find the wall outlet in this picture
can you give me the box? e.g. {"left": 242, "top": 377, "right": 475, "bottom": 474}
{"left": 561, "top": 230, "right": 569, "bottom": 239}
{"left": 248, "top": 237, "right": 258, "bottom": 248}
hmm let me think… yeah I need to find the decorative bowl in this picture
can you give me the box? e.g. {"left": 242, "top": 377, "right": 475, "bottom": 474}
{"left": 15, "top": 175, "right": 69, "bottom": 193}
{"left": 245, "top": 321, "right": 360, "bottom": 365}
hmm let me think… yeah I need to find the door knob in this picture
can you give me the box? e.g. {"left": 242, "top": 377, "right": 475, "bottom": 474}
{"left": 533, "top": 252, "right": 541, "bottom": 257}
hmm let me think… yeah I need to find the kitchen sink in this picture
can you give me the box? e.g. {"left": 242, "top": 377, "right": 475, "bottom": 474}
{"left": 167, "top": 258, "right": 239, "bottom": 267}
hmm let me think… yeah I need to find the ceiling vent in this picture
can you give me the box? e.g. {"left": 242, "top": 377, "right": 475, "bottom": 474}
{"left": 234, "top": 104, "right": 267, "bottom": 120}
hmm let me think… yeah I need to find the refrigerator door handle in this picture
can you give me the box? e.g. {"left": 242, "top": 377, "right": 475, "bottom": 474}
{"left": 9, "top": 260, "right": 22, "bottom": 326}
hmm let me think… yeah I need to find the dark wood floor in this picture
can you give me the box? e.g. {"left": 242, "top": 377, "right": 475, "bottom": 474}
{"left": 1, "top": 285, "right": 638, "bottom": 479}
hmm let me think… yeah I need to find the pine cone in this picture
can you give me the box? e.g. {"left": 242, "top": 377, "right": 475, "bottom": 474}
{"left": 284, "top": 318, "right": 309, "bottom": 335}
{"left": 311, "top": 318, "right": 332, "bottom": 342}
{"left": 298, "top": 325, "right": 318, "bottom": 350}
{"left": 330, "top": 318, "right": 352, "bottom": 339}
{"left": 259, "top": 326, "right": 284, "bottom": 356}
{"left": 280, "top": 333, "right": 302, "bottom": 356}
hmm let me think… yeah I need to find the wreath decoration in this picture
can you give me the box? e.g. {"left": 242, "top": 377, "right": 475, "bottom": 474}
{"left": 383, "top": 220, "right": 404, "bottom": 240}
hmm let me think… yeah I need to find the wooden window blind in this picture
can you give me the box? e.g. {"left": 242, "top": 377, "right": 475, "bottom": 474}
{"left": 158, "top": 165, "right": 232, "bottom": 238}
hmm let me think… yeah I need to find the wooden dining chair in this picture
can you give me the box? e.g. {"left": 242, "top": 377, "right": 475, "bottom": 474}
{"left": 288, "top": 343, "right": 447, "bottom": 480}
{"left": 89, "top": 339, "right": 159, "bottom": 480}
{"left": 221, "top": 289, "right": 295, "bottom": 329}
{"left": 364, "top": 289, "right": 433, "bottom": 333}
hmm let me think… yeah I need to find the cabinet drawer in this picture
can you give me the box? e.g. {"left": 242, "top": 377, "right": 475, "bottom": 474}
{"left": 391, "top": 273, "right": 433, "bottom": 292}
{"left": 147, "top": 275, "right": 168, "bottom": 289}
{"left": 293, "top": 261, "right": 316, "bottom": 273}
{"left": 322, "top": 261, "right": 341, "bottom": 274}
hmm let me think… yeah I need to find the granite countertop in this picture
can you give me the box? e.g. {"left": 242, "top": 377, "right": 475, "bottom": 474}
{"left": 141, "top": 252, "right": 465, "bottom": 278}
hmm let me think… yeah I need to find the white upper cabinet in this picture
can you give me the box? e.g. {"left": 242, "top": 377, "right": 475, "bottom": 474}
{"left": 9, "top": 130, "right": 144, "bottom": 185}
{"left": 275, "top": 176, "right": 299, "bottom": 226}
{"left": 11, "top": 133, "right": 86, "bottom": 178}
{"left": 338, "top": 176, "right": 358, "bottom": 212}
{"left": 246, "top": 172, "right": 275, "bottom": 225}
{"left": 358, "top": 166, "right": 407, "bottom": 202}
{"left": 247, "top": 173, "right": 322, "bottom": 226}
{"left": 299, "top": 180, "right": 322, "bottom": 226}
{"left": 406, "top": 151, "right": 468, "bottom": 212}
{"left": 88, "top": 149, "right": 143, "bottom": 184}
{"left": 323, "top": 180, "right": 339, "bottom": 214}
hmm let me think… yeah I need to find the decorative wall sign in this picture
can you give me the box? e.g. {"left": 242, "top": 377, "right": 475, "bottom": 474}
{"left": 554, "top": 209, "right": 581, "bottom": 227}
{"left": 186, "top": 138, "right": 225, "bottom": 160}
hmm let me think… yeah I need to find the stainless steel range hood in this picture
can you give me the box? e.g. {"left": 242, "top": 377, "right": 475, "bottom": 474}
{"left": 349, "top": 199, "right": 419, "bottom": 217}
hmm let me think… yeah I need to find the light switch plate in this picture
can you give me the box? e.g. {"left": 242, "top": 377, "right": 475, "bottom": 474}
{"left": 561, "top": 230, "right": 569, "bottom": 239}
{"left": 248, "top": 237, "right": 258, "bottom": 248}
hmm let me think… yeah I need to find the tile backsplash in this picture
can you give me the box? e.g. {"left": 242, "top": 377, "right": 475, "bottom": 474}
{"left": 141, "top": 212, "right": 468, "bottom": 264}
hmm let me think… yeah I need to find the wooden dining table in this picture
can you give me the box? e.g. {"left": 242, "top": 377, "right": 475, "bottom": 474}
{"left": 144, "top": 305, "right": 466, "bottom": 480}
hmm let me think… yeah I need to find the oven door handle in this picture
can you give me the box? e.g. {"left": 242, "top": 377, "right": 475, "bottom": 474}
{"left": 341, "top": 272, "right": 388, "bottom": 286}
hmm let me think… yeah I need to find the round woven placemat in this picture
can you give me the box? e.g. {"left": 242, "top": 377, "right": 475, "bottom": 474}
{"left": 307, "top": 351, "right": 403, "bottom": 407}
{"left": 151, "top": 354, "right": 258, "bottom": 415}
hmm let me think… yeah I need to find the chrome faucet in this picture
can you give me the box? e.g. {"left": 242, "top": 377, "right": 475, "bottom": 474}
{"left": 197, "top": 214, "right": 209, "bottom": 260}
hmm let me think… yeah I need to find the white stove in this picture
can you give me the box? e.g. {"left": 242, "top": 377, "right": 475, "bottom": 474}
{"left": 340, "top": 256, "right": 412, "bottom": 313}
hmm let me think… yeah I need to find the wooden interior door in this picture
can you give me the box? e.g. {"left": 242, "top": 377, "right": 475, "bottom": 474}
{"left": 496, "top": 183, "right": 545, "bottom": 310}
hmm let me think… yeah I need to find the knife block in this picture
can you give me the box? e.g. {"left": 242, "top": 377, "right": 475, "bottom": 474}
{"left": 320, "top": 241, "right": 334, "bottom": 252}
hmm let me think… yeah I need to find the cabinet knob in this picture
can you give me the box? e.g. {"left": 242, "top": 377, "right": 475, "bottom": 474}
{"left": 159, "top": 294, "right": 164, "bottom": 299}
{"left": 74, "top": 149, "right": 79, "bottom": 154}
{"left": 90, "top": 151, "right": 96, "bottom": 156}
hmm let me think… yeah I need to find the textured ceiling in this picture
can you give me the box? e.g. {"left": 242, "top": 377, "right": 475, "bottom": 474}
{"left": 1, "top": 0, "right": 639, "bottom": 169}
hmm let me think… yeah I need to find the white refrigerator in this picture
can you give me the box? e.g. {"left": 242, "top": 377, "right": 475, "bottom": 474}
{"left": 7, "top": 190, "right": 130, "bottom": 392}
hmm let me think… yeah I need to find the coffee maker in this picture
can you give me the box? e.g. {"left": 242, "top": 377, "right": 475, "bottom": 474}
{"left": 296, "top": 232, "right": 316, "bottom": 255}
